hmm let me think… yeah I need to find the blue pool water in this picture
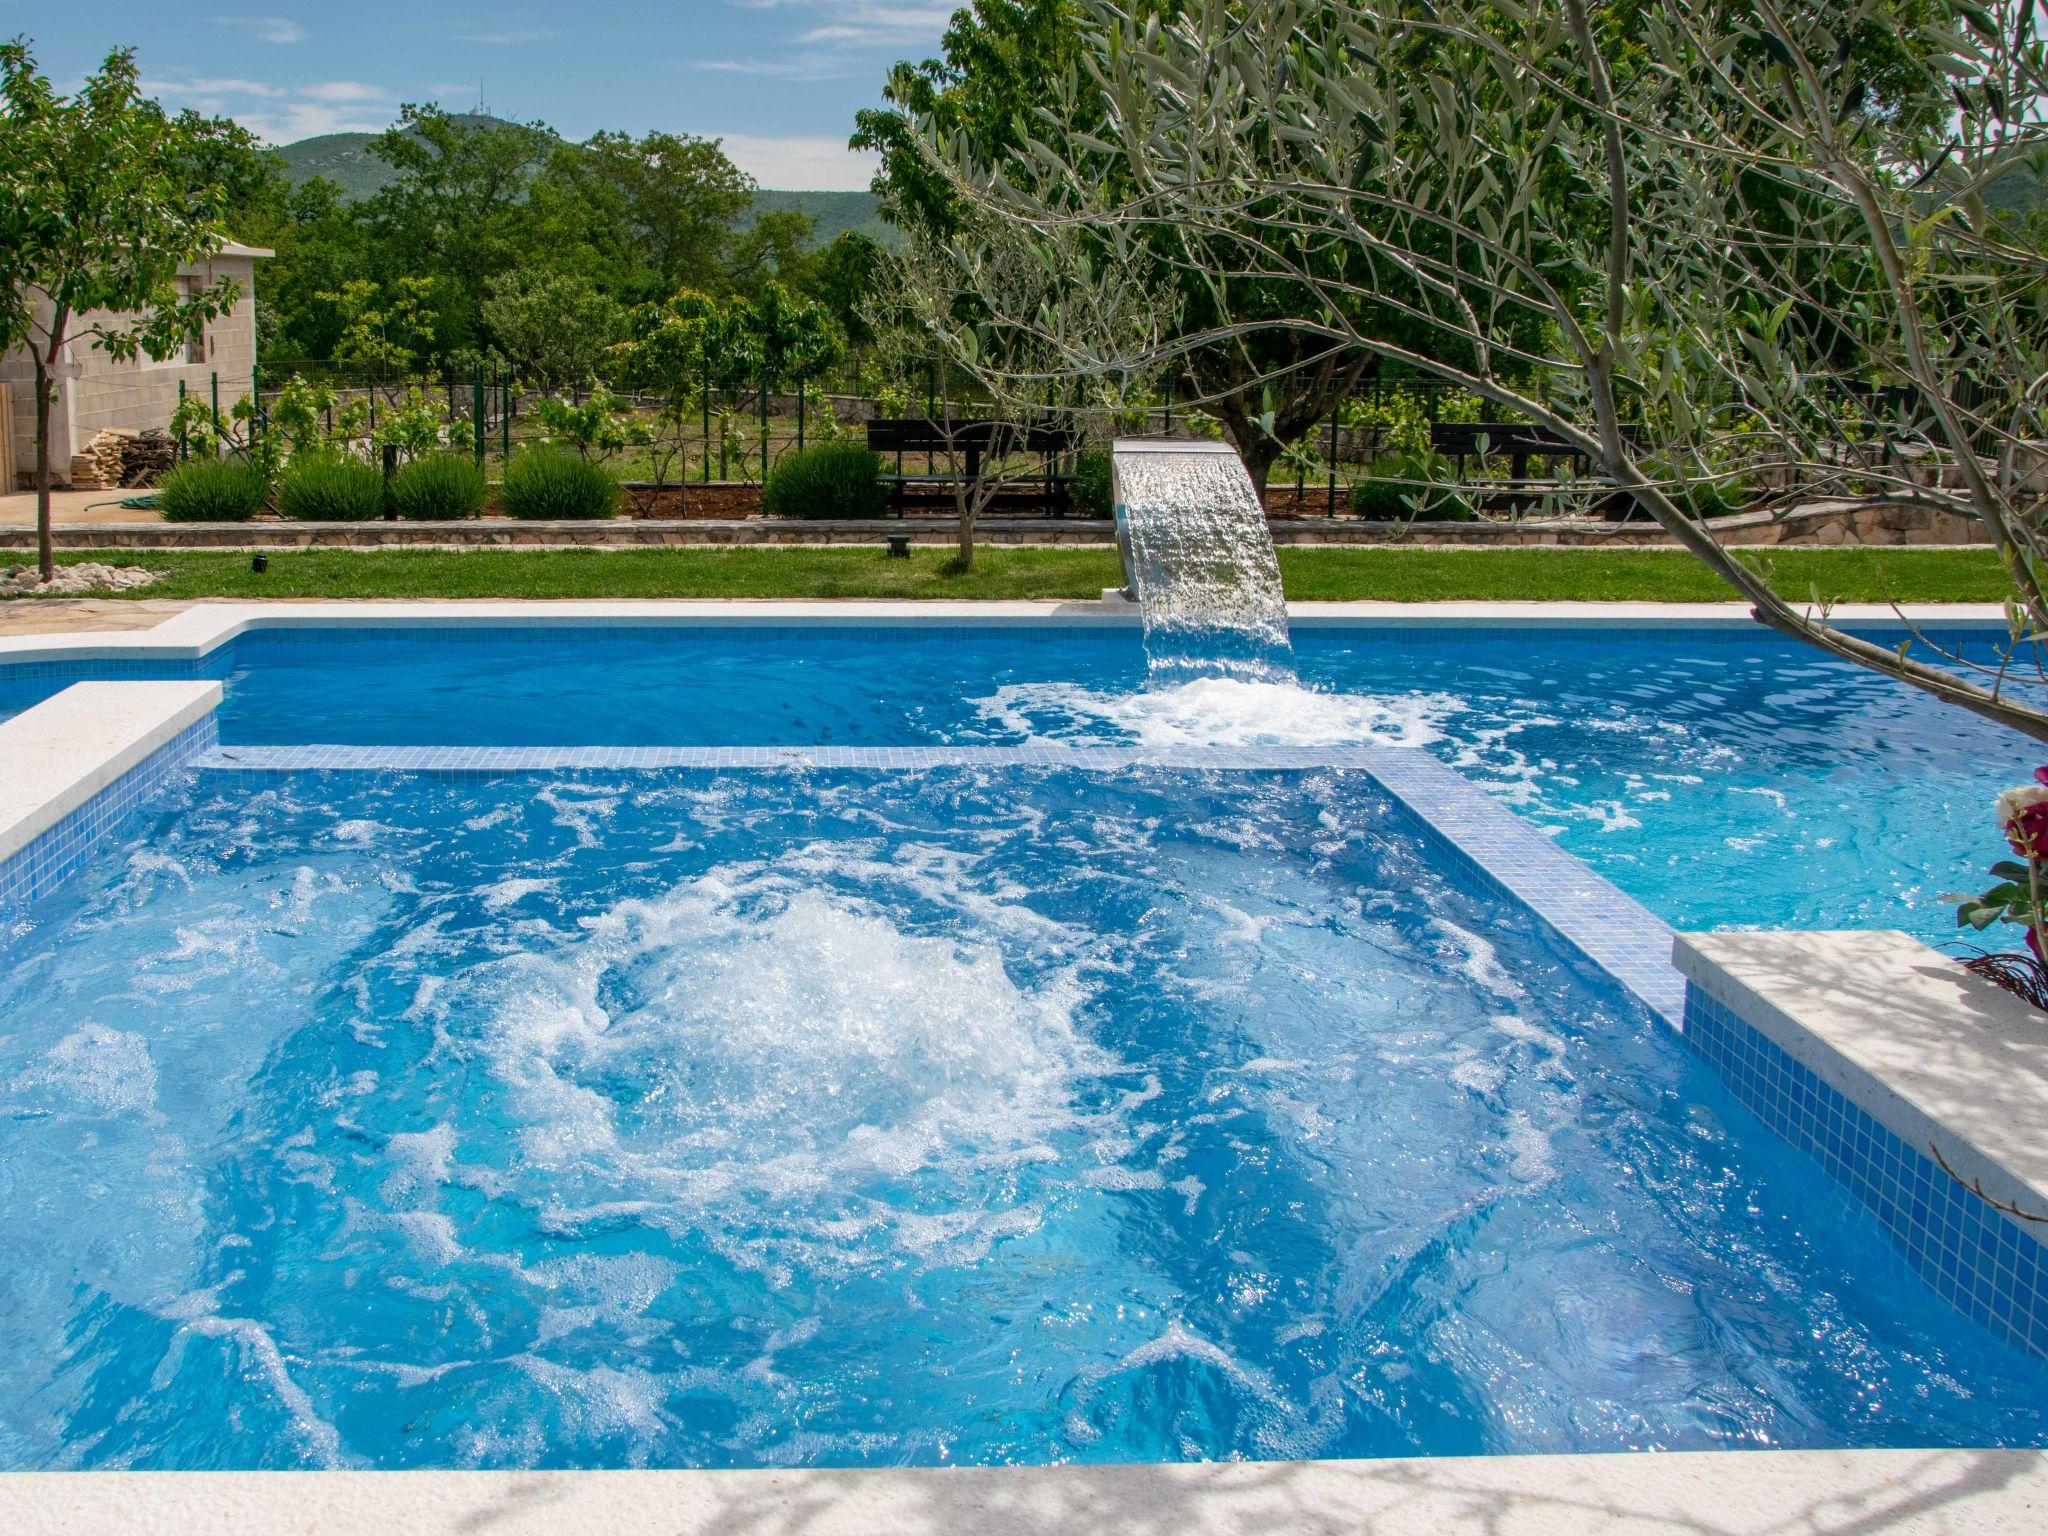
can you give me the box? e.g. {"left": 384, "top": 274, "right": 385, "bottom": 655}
{"left": 3, "top": 765, "right": 2047, "bottom": 1469}
{"left": 0, "top": 624, "right": 2034, "bottom": 941}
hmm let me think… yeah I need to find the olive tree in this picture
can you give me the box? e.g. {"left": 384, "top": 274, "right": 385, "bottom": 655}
{"left": 907, "top": 0, "right": 2048, "bottom": 738}
{"left": 1, "top": 44, "right": 252, "bottom": 580}
{"left": 871, "top": 209, "right": 1168, "bottom": 568}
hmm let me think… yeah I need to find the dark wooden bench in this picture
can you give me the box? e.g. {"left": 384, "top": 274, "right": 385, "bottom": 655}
{"left": 867, "top": 419, "right": 1082, "bottom": 516}
{"left": 1430, "top": 422, "right": 1594, "bottom": 483}
{"left": 1427, "top": 422, "right": 1655, "bottom": 519}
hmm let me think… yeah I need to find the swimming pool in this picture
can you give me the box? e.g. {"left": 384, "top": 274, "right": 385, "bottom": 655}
{"left": 4, "top": 761, "right": 2046, "bottom": 1469}
{"left": 0, "top": 621, "right": 2030, "bottom": 942}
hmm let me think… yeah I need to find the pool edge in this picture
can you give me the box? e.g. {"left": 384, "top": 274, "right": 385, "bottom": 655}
{"left": 1, "top": 1447, "right": 2040, "bottom": 1534}
{"left": 0, "top": 598, "right": 2018, "bottom": 669}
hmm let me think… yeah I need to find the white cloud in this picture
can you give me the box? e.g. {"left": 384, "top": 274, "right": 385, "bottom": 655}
{"left": 728, "top": 1, "right": 951, "bottom": 50}
{"left": 718, "top": 133, "right": 880, "bottom": 191}
{"left": 694, "top": 56, "right": 858, "bottom": 82}
{"left": 144, "top": 75, "right": 396, "bottom": 144}
{"left": 216, "top": 16, "right": 307, "bottom": 45}
{"left": 457, "top": 29, "right": 558, "bottom": 45}
{"left": 299, "top": 81, "right": 387, "bottom": 103}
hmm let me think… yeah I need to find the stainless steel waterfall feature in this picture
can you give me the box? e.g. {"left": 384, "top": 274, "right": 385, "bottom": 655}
{"left": 1112, "top": 439, "right": 1292, "bottom": 676}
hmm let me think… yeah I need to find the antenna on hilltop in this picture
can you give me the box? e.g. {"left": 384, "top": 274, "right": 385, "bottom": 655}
{"left": 476, "top": 78, "right": 487, "bottom": 116}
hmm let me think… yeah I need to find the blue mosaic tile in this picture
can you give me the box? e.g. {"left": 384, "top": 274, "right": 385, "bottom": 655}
{"left": 0, "top": 712, "right": 219, "bottom": 938}
{"left": 1349, "top": 745, "right": 1686, "bottom": 1025}
{"left": 1684, "top": 985, "right": 2048, "bottom": 1359}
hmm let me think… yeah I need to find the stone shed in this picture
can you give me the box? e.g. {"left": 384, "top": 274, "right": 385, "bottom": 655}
{"left": 1, "top": 242, "right": 271, "bottom": 490}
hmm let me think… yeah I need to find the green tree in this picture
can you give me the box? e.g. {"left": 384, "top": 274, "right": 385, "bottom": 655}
{"left": 482, "top": 270, "right": 624, "bottom": 391}
{"left": 365, "top": 107, "right": 553, "bottom": 356}
{"left": 613, "top": 291, "right": 763, "bottom": 489}
{"left": 854, "top": 0, "right": 1386, "bottom": 491}
{"left": 813, "top": 232, "right": 887, "bottom": 348}
{"left": 727, "top": 208, "right": 820, "bottom": 297}
{"left": 929, "top": 0, "right": 2048, "bottom": 738}
{"left": 0, "top": 43, "right": 252, "bottom": 578}
{"left": 527, "top": 131, "right": 755, "bottom": 303}
{"left": 746, "top": 282, "right": 844, "bottom": 391}
{"left": 319, "top": 277, "right": 439, "bottom": 380}
{"left": 230, "top": 173, "right": 375, "bottom": 368}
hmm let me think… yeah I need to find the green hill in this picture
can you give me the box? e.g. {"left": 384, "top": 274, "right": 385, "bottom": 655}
{"left": 741, "top": 189, "right": 894, "bottom": 247}
{"left": 271, "top": 125, "right": 892, "bottom": 248}
{"left": 273, "top": 130, "right": 403, "bottom": 200}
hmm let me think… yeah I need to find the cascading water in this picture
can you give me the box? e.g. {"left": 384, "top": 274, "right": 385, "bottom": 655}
{"left": 1113, "top": 440, "right": 1293, "bottom": 679}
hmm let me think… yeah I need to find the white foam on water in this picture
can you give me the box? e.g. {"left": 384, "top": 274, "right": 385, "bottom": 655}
{"left": 479, "top": 878, "right": 556, "bottom": 913}
{"left": 380, "top": 1123, "right": 457, "bottom": 1205}
{"left": 440, "top": 851, "right": 1130, "bottom": 1270}
{"left": 20, "top": 1023, "right": 159, "bottom": 1115}
{"left": 513, "top": 1356, "right": 668, "bottom": 1450}
{"left": 157, "top": 1310, "right": 352, "bottom": 1468}
{"left": 1503, "top": 1112, "right": 1558, "bottom": 1185}
{"left": 974, "top": 679, "right": 1460, "bottom": 751}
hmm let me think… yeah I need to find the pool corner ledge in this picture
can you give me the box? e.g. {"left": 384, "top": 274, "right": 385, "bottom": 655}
{"left": 1675, "top": 929, "right": 2048, "bottom": 1357}
{"left": 0, "top": 680, "right": 222, "bottom": 927}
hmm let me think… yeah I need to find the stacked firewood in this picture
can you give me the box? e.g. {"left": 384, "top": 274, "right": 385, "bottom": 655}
{"left": 65, "top": 429, "right": 134, "bottom": 490}
{"left": 58, "top": 428, "right": 178, "bottom": 490}
{"left": 121, "top": 429, "right": 177, "bottom": 487}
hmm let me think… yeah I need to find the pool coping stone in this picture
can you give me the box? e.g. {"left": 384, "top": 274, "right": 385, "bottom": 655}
{"left": 1676, "top": 931, "right": 2048, "bottom": 1249}
{"left": 0, "top": 681, "right": 221, "bottom": 866}
{"left": 0, "top": 599, "right": 2015, "bottom": 667}
{"left": 0, "top": 1447, "right": 2042, "bottom": 1534}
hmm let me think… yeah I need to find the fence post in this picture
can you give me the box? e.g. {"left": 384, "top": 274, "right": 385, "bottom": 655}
{"left": 1327, "top": 406, "right": 1339, "bottom": 516}
{"left": 473, "top": 369, "right": 486, "bottom": 467}
{"left": 759, "top": 372, "right": 769, "bottom": 483}
{"left": 501, "top": 375, "right": 511, "bottom": 464}
{"left": 210, "top": 373, "right": 220, "bottom": 447}
{"left": 797, "top": 371, "right": 806, "bottom": 452}
{"left": 1164, "top": 375, "right": 1174, "bottom": 436}
{"left": 702, "top": 360, "right": 713, "bottom": 485}
{"left": 177, "top": 379, "right": 188, "bottom": 461}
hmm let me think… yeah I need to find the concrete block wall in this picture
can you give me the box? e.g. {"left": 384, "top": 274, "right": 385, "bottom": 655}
{"left": 3, "top": 253, "right": 261, "bottom": 489}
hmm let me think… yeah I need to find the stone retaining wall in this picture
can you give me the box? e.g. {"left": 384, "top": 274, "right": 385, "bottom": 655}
{"left": 0, "top": 497, "right": 1988, "bottom": 551}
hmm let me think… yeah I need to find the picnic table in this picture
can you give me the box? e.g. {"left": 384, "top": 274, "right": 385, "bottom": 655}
{"left": 866, "top": 419, "right": 1082, "bottom": 516}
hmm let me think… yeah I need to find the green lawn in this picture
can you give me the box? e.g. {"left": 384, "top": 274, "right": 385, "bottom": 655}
{"left": 3, "top": 544, "right": 2013, "bottom": 603}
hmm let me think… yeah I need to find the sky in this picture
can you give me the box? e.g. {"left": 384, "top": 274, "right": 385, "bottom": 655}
{"left": 4, "top": 1, "right": 956, "bottom": 188}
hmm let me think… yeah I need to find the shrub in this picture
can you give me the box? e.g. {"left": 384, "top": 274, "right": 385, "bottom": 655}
{"left": 762, "top": 441, "right": 886, "bottom": 520}
{"left": 1604, "top": 465, "right": 1755, "bottom": 523}
{"left": 156, "top": 457, "right": 270, "bottom": 522}
{"left": 499, "top": 447, "right": 620, "bottom": 521}
{"left": 391, "top": 453, "right": 489, "bottom": 521}
{"left": 1349, "top": 456, "right": 1475, "bottom": 522}
{"left": 1072, "top": 449, "right": 1113, "bottom": 518}
{"left": 277, "top": 452, "right": 386, "bottom": 522}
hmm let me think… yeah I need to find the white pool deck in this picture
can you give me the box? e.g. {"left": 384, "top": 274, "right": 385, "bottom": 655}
{"left": 3, "top": 1448, "right": 2046, "bottom": 1535}
{"left": 2, "top": 598, "right": 2045, "bottom": 1533}
{"left": 0, "top": 681, "right": 220, "bottom": 864}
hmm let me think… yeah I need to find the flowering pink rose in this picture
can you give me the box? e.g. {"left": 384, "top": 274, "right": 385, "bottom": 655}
{"left": 1997, "top": 779, "right": 2048, "bottom": 859}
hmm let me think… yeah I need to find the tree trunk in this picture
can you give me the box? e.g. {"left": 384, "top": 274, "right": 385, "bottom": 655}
{"left": 32, "top": 361, "right": 54, "bottom": 583}
{"left": 955, "top": 507, "right": 976, "bottom": 571}
{"left": 1237, "top": 437, "right": 1281, "bottom": 500}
